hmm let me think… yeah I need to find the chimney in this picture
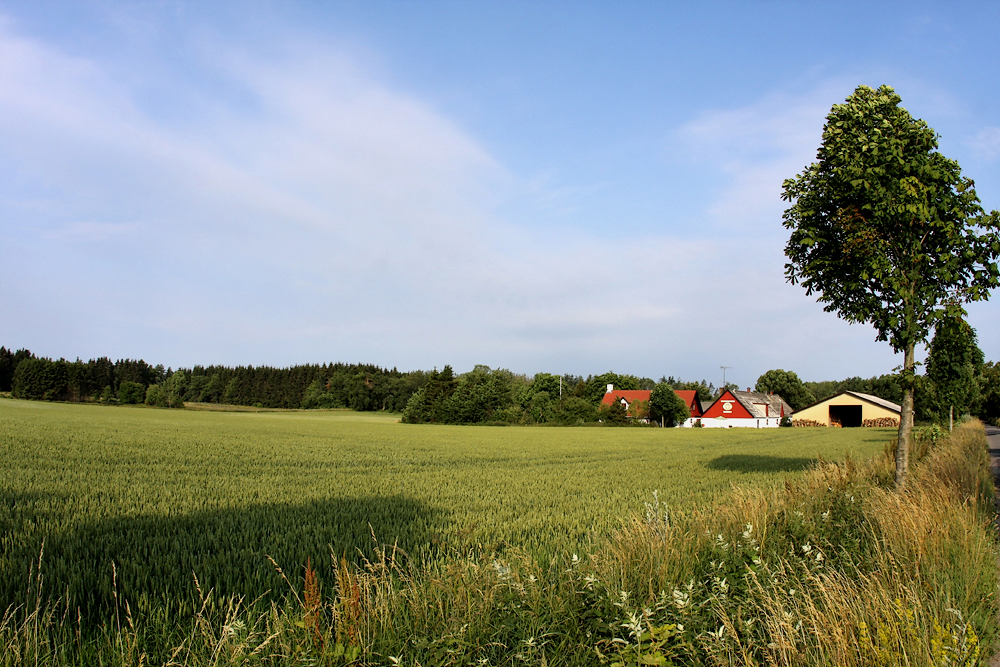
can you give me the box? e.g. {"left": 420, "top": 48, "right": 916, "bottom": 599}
{"left": 607, "top": 384, "right": 614, "bottom": 394}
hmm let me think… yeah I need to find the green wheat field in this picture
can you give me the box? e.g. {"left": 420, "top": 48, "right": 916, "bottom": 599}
{"left": 0, "top": 398, "right": 891, "bottom": 626}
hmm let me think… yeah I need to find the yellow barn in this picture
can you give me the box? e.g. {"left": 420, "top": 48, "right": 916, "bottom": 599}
{"left": 792, "top": 391, "right": 900, "bottom": 427}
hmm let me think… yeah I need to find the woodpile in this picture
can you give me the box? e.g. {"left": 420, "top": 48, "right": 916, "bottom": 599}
{"left": 792, "top": 417, "right": 900, "bottom": 427}
{"left": 863, "top": 417, "right": 899, "bottom": 427}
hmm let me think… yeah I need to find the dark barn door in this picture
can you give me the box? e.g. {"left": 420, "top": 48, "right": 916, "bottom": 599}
{"left": 829, "top": 405, "right": 862, "bottom": 427}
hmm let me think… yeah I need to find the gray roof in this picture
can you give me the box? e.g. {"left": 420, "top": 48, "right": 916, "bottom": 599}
{"left": 730, "top": 390, "right": 793, "bottom": 419}
{"left": 844, "top": 391, "right": 901, "bottom": 413}
{"left": 790, "top": 390, "right": 901, "bottom": 415}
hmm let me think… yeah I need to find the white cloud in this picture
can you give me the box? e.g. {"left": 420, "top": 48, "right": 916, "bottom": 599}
{"left": 674, "top": 82, "right": 854, "bottom": 231}
{"left": 0, "top": 21, "right": 903, "bottom": 381}
{"left": 966, "top": 126, "right": 1000, "bottom": 162}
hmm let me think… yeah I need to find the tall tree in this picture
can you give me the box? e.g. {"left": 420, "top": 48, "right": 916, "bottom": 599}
{"left": 754, "top": 369, "right": 815, "bottom": 411}
{"left": 581, "top": 372, "right": 639, "bottom": 405}
{"left": 925, "top": 315, "right": 983, "bottom": 431}
{"left": 977, "top": 361, "right": 1000, "bottom": 425}
{"left": 649, "top": 384, "right": 691, "bottom": 427}
{"left": 0, "top": 347, "right": 14, "bottom": 392}
{"left": 782, "top": 85, "right": 1000, "bottom": 486}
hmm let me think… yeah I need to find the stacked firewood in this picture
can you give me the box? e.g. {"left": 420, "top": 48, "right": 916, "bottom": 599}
{"left": 792, "top": 419, "right": 826, "bottom": 427}
{"left": 862, "top": 417, "right": 899, "bottom": 427}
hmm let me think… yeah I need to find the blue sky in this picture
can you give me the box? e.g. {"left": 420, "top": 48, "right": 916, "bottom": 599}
{"left": 1, "top": 1, "right": 998, "bottom": 387}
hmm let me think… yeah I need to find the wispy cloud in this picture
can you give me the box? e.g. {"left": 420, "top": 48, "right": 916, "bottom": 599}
{"left": 0, "top": 19, "right": 901, "bottom": 382}
{"left": 674, "top": 82, "right": 853, "bottom": 231}
{"left": 966, "top": 126, "right": 1000, "bottom": 162}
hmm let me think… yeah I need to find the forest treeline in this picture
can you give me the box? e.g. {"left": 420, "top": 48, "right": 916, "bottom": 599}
{"left": 3, "top": 337, "right": 998, "bottom": 425}
{"left": 0, "top": 349, "right": 424, "bottom": 412}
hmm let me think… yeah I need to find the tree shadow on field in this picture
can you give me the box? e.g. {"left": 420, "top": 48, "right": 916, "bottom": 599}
{"left": 0, "top": 489, "right": 69, "bottom": 534}
{"left": 706, "top": 454, "right": 815, "bottom": 473}
{"left": 1, "top": 495, "right": 447, "bottom": 627}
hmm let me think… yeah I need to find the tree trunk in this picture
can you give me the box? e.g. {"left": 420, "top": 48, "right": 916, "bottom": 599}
{"left": 895, "top": 343, "right": 916, "bottom": 487}
{"left": 949, "top": 405, "right": 953, "bottom": 433}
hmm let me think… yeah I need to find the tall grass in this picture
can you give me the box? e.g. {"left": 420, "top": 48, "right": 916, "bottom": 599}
{"left": 2, "top": 421, "right": 996, "bottom": 665}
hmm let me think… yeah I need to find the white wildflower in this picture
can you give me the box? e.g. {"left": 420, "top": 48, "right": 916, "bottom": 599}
{"left": 623, "top": 612, "right": 643, "bottom": 640}
{"left": 672, "top": 588, "right": 691, "bottom": 609}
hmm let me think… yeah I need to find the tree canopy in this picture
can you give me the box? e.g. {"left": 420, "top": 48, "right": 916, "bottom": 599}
{"left": 925, "top": 315, "right": 983, "bottom": 426}
{"left": 754, "top": 369, "right": 815, "bottom": 411}
{"left": 649, "top": 383, "right": 691, "bottom": 427}
{"left": 781, "top": 84, "right": 1000, "bottom": 485}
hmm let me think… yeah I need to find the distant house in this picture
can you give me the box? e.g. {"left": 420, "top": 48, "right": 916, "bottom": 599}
{"left": 601, "top": 386, "right": 651, "bottom": 418}
{"left": 674, "top": 390, "right": 704, "bottom": 418}
{"left": 689, "top": 389, "right": 792, "bottom": 428}
{"left": 791, "top": 391, "right": 900, "bottom": 427}
{"left": 601, "top": 385, "right": 704, "bottom": 422}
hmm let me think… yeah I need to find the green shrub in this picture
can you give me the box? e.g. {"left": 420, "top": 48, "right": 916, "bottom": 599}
{"left": 118, "top": 381, "right": 145, "bottom": 404}
{"left": 144, "top": 383, "right": 167, "bottom": 407}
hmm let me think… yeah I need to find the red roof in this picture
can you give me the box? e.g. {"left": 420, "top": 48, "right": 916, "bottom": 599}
{"left": 674, "top": 390, "right": 702, "bottom": 417}
{"left": 601, "top": 389, "right": 703, "bottom": 418}
{"left": 601, "top": 390, "right": 651, "bottom": 406}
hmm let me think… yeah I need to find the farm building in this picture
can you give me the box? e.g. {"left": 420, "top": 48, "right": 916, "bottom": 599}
{"left": 687, "top": 389, "right": 792, "bottom": 428}
{"left": 791, "top": 391, "right": 900, "bottom": 427}
{"left": 601, "top": 386, "right": 652, "bottom": 414}
{"left": 601, "top": 385, "right": 704, "bottom": 420}
{"left": 674, "top": 390, "right": 703, "bottom": 418}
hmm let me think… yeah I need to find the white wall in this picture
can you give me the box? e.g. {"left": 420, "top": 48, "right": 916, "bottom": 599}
{"left": 683, "top": 417, "right": 780, "bottom": 428}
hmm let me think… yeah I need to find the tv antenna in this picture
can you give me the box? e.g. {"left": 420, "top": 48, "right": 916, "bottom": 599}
{"left": 720, "top": 366, "right": 731, "bottom": 390}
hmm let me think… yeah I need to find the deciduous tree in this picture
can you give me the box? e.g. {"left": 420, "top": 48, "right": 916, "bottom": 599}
{"left": 782, "top": 85, "right": 1000, "bottom": 486}
{"left": 649, "top": 384, "right": 690, "bottom": 427}
{"left": 925, "top": 315, "right": 983, "bottom": 430}
{"left": 754, "top": 369, "right": 815, "bottom": 411}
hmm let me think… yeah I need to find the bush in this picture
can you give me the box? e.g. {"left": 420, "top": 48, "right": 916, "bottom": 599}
{"left": 401, "top": 366, "right": 458, "bottom": 423}
{"left": 597, "top": 400, "right": 628, "bottom": 425}
{"left": 555, "top": 396, "right": 597, "bottom": 424}
{"left": 144, "top": 384, "right": 168, "bottom": 408}
{"left": 118, "top": 381, "right": 145, "bottom": 404}
{"left": 525, "top": 391, "right": 555, "bottom": 424}
{"left": 441, "top": 367, "right": 517, "bottom": 424}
